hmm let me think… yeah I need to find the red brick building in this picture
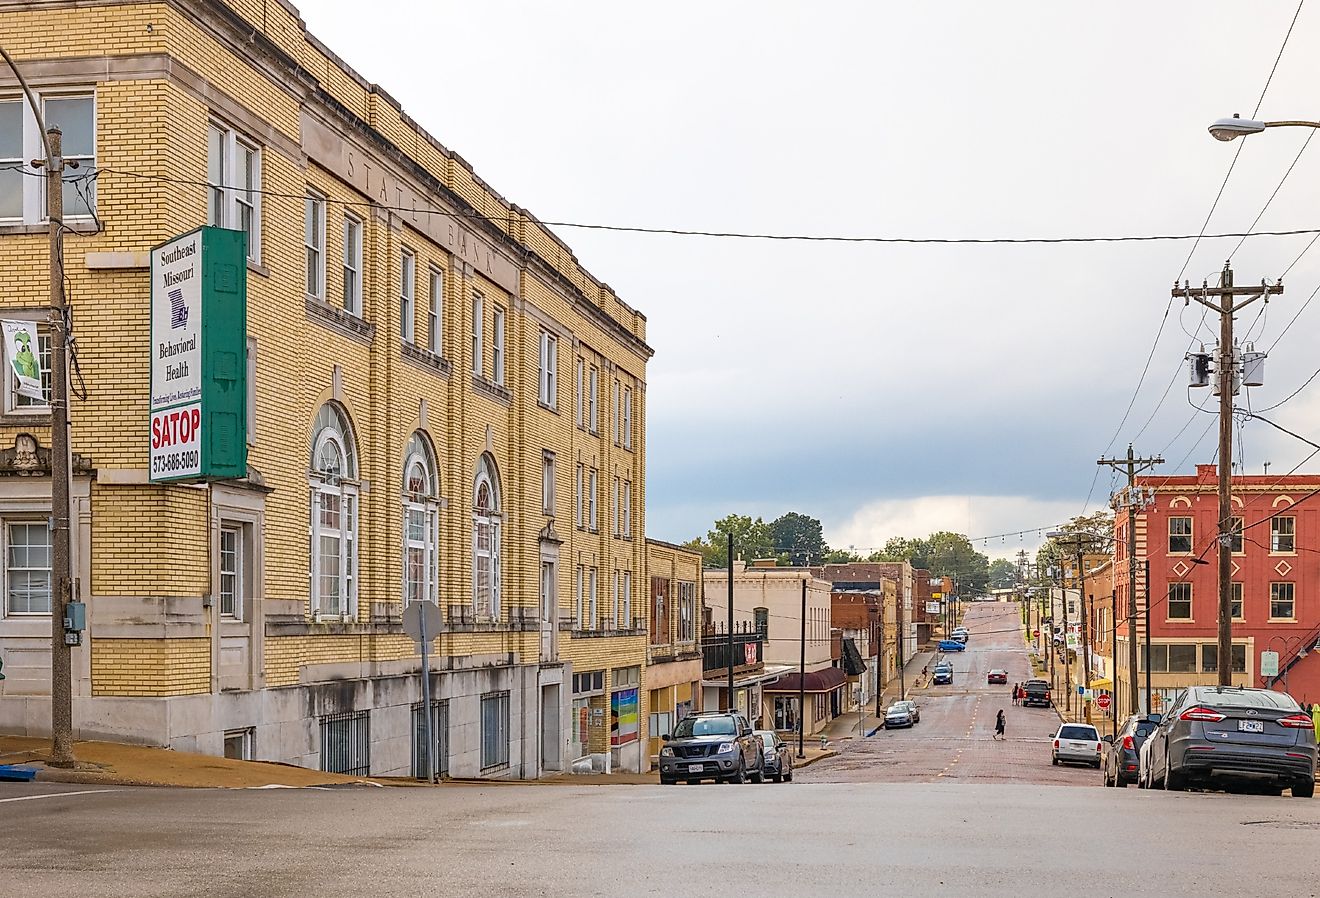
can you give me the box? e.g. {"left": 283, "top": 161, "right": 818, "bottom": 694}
{"left": 1114, "top": 464, "right": 1320, "bottom": 713}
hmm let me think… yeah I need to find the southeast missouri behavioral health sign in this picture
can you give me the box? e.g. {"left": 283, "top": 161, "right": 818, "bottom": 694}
{"left": 149, "top": 227, "right": 247, "bottom": 482}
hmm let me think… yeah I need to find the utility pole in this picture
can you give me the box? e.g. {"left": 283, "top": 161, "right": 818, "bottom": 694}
{"left": 797, "top": 577, "right": 806, "bottom": 759}
{"left": 1174, "top": 265, "right": 1283, "bottom": 688}
{"left": 1099, "top": 445, "right": 1163, "bottom": 719}
{"left": 726, "top": 532, "right": 734, "bottom": 712}
{"left": 1061, "top": 561, "right": 1071, "bottom": 718}
{"left": 2, "top": 46, "right": 78, "bottom": 768}
{"left": 1110, "top": 590, "right": 1118, "bottom": 739}
{"left": 1144, "top": 560, "right": 1153, "bottom": 714}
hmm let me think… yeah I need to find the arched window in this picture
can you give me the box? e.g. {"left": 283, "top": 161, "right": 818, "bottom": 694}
{"left": 310, "top": 403, "right": 358, "bottom": 619}
{"left": 472, "top": 454, "right": 502, "bottom": 620}
{"left": 403, "top": 432, "right": 440, "bottom": 607}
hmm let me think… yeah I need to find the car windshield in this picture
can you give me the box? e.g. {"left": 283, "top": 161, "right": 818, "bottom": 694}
{"left": 1194, "top": 688, "right": 1300, "bottom": 711}
{"left": 1059, "top": 725, "right": 1098, "bottom": 740}
{"left": 886, "top": 705, "right": 908, "bottom": 715}
{"left": 754, "top": 731, "right": 776, "bottom": 747}
{"left": 672, "top": 716, "right": 737, "bottom": 738}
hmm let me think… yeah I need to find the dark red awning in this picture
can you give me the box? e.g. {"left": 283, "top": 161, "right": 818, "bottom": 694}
{"left": 762, "top": 666, "right": 848, "bottom": 693}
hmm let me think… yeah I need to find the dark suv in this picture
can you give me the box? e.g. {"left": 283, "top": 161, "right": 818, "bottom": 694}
{"left": 1022, "top": 679, "right": 1052, "bottom": 708}
{"left": 659, "top": 711, "right": 765, "bottom": 785}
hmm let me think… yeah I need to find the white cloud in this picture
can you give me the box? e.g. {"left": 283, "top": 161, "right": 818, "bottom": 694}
{"left": 826, "top": 495, "right": 1085, "bottom": 561}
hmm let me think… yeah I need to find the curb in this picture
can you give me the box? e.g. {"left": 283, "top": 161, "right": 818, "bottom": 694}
{"left": 794, "top": 750, "right": 837, "bottom": 769}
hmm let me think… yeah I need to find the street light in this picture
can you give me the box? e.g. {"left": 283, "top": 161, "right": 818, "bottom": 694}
{"left": 1208, "top": 113, "right": 1320, "bottom": 141}
{"left": 1265, "top": 634, "right": 1309, "bottom": 694}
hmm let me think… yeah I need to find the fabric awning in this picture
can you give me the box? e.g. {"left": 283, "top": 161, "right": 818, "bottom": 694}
{"left": 762, "top": 666, "right": 848, "bottom": 694}
{"left": 1089, "top": 677, "right": 1113, "bottom": 690}
{"left": 840, "top": 638, "right": 867, "bottom": 676}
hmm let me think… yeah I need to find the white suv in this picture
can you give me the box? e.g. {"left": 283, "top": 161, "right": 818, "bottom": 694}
{"left": 1051, "top": 723, "right": 1102, "bottom": 768}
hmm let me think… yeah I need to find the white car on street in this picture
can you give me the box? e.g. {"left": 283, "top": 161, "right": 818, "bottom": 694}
{"left": 1051, "top": 723, "right": 1103, "bottom": 768}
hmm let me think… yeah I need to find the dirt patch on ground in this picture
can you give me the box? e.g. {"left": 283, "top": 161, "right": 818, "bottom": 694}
{"left": 0, "top": 735, "right": 383, "bottom": 789}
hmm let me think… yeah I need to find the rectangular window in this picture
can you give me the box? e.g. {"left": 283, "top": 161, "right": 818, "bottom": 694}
{"left": 1231, "top": 643, "right": 1247, "bottom": 673}
{"left": 400, "top": 249, "right": 416, "bottom": 343}
{"left": 1168, "top": 517, "right": 1192, "bottom": 554}
{"left": 575, "top": 565, "right": 584, "bottom": 627}
{"left": 623, "top": 571, "right": 632, "bottom": 627}
{"left": 319, "top": 710, "right": 369, "bottom": 776}
{"left": 623, "top": 482, "right": 632, "bottom": 538}
{"left": 542, "top": 451, "right": 555, "bottom": 516}
{"left": 492, "top": 307, "right": 505, "bottom": 386}
{"left": 1270, "top": 582, "right": 1295, "bottom": 619}
{"left": 1201, "top": 643, "right": 1218, "bottom": 674}
{"left": 611, "top": 477, "right": 619, "bottom": 536}
{"left": 208, "top": 122, "right": 260, "bottom": 262}
{"left": 1, "top": 94, "right": 96, "bottom": 223}
{"left": 1270, "top": 516, "right": 1295, "bottom": 553}
{"left": 588, "top": 468, "right": 598, "bottom": 531}
{"left": 5, "top": 521, "right": 51, "bottom": 614}
{"left": 1168, "top": 644, "right": 1197, "bottom": 673}
{"left": 622, "top": 387, "right": 632, "bottom": 450}
{"left": 574, "top": 463, "right": 583, "bottom": 529}
{"left": 304, "top": 191, "right": 325, "bottom": 298}
{"left": 223, "top": 729, "right": 254, "bottom": 761}
{"left": 480, "top": 692, "right": 510, "bottom": 770}
{"left": 1231, "top": 582, "right": 1243, "bottom": 620}
{"left": 575, "top": 358, "right": 585, "bottom": 428}
{"left": 588, "top": 567, "right": 598, "bottom": 629}
{"left": 7, "top": 328, "right": 51, "bottom": 412}
{"left": 613, "top": 379, "right": 621, "bottom": 445}
{"left": 1167, "top": 582, "right": 1192, "bottom": 620}
{"left": 678, "top": 581, "right": 695, "bottom": 642}
{"left": 588, "top": 367, "right": 599, "bottom": 433}
{"left": 538, "top": 331, "right": 557, "bottom": 407}
{"left": 1141, "top": 643, "right": 1168, "bottom": 673}
{"left": 1229, "top": 516, "right": 1243, "bottom": 554}
{"left": 471, "top": 294, "right": 484, "bottom": 376}
{"left": 428, "top": 269, "right": 443, "bottom": 355}
{"left": 611, "top": 570, "right": 620, "bottom": 629}
{"left": 219, "top": 525, "right": 242, "bottom": 619}
{"left": 342, "top": 214, "right": 362, "bottom": 314}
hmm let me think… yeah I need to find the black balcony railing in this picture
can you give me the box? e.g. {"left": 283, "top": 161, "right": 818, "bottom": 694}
{"left": 702, "top": 622, "right": 765, "bottom": 673}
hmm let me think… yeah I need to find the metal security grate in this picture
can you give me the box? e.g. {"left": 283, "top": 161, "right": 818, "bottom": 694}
{"left": 320, "top": 710, "right": 370, "bottom": 776}
{"left": 411, "top": 700, "right": 448, "bottom": 780}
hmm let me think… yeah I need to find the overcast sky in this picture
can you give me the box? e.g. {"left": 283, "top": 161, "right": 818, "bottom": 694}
{"left": 300, "top": 1, "right": 1320, "bottom": 558}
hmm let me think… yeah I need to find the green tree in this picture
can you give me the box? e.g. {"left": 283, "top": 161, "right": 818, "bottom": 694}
{"left": 685, "top": 514, "right": 775, "bottom": 568}
{"left": 987, "top": 558, "right": 1019, "bottom": 589}
{"left": 923, "top": 531, "right": 990, "bottom": 595}
{"left": 822, "top": 548, "right": 863, "bottom": 564}
{"left": 769, "top": 512, "right": 828, "bottom": 566}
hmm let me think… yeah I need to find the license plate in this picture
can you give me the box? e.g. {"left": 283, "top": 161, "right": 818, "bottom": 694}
{"left": 1238, "top": 720, "right": 1264, "bottom": 733}
{"left": 687, "top": 764, "right": 706, "bottom": 772}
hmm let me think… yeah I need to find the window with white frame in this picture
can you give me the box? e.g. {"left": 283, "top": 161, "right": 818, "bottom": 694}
{"left": 400, "top": 249, "right": 416, "bottom": 343}
{"left": 4, "top": 521, "right": 51, "bottom": 615}
{"left": 428, "top": 268, "right": 443, "bottom": 355}
{"left": 1270, "top": 516, "right": 1295, "bottom": 553}
{"left": 0, "top": 92, "right": 96, "bottom": 223}
{"left": 622, "top": 386, "right": 632, "bottom": 450}
{"left": 588, "top": 566, "right": 598, "bottom": 629}
{"left": 342, "top": 214, "right": 362, "bottom": 314}
{"left": 542, "top": 450, "right": 555, "bottom": 516}
{"left": 471, "top": 293, "right": 484, "bottom": 377}
{"left": 574, "top": 463, "right": 583, "bottom": 529}
{"left": 219, "top": 525, "right": 243, "bottom": 619}
{"left": 1270, "top": 582, "right": 1295, "bottom": 620}
{"left": 472, "top": 454, "right": 502, "bottom": 620}
{"left": 611, "top": 476, "right": 619, "bottom": 536}
{"left": 310, "top": 403, "right": 358, "bottom": 619}
{"left": 5, "top": 327, "right": 51, "bottom": 413}
{"left": 492, "top": 307, "right": 505, "bottom": 386}
{"left": 575, "top": 564, "right": 584, "bottom": 627}
{"left": 481, "top": 691, "right": 510, "bottom": 769}
{"left": 588, "top": 467, "right": 598, "bottom": 531}
{"left": 623, "top": 481, "right": 632, "bottom": 538}
{"left": 623, "top": 571, "right": 632, "bottom": 628}
{"left": 538, "top": 331, "right": 557, "bottom": 408}
{"left": 611, "top": 570, "right": 620, "bottom": 629}
{"left": 304, "top": 191, "right": 325, "bottom": 298}
{"left": 678, "top": 581, "right": 696, "bottom": 642}
{"left": 403, "top": 432, "right": 440, "bottom": 607}
{"left": 613, "top": 379, "right": 621, "bottom": 445}
{"left": 575, "top": 358, "right": 584, "bottom": 428}
{"left": 588, "top": 366, "right": 599, "bottom": 433}
{"left": 207, "top": 121, "right": 260, "bottom": 262}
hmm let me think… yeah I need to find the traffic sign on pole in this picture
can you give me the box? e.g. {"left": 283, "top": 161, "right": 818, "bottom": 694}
{"left": 402, "top": 601, "right": 442, "bottom": 645}
{"left": 402, "top": 601, "right": 442, "bottom": 782}
{"left": 1096, "top": 693, "right": 1111, "bottom": 711}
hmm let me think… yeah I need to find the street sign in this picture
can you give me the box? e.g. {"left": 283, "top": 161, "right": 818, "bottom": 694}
{"left": 1260, "top": 650, "right": 1280, "bottom": 678}
{"left": 402, "top": 601, "right": 442, "bottom": 645}
{"left": 1096, "top": 693, "right": 1112, "bottom": 711}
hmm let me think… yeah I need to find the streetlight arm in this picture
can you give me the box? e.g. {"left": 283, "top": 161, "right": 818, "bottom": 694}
{"left": 1209, "top": 115, "right": 1320, "bottom": 141}
{"left": 1262, "top": 120, "right": 1320, "bottom": 130}
{"left": 0, "top": 44, "right": 53, "bottom": 165}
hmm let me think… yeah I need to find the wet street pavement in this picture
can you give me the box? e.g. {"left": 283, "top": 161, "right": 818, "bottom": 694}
{"left": 799, "top": 603, "right": 1102, "bottom": 786}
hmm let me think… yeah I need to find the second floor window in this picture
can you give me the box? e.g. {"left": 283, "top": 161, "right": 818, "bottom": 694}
{"left": 1, "top": 93, "right": 96, "bottom": 224}
{"left": 622, "top": 387, "right": 632, "bottom": 449}
{"left": 1270, "top": 516, "right": 1295, "bottom": 553}
{"left": 542, "top": 451, "right": 555, "bottom": 516}
{"left": 1270, "top": 582, "right": 1295, "bottom": 619}
{"left": 538, "top": 331, "right": 557, "bottom": 408}
{"left": 623, "top": 481, "right": 632, "bottom": 538}
{"left": 588, "top": 468, "right": 598, "bottom": 531}
{"left": 304, "top": 191, "right": 325, "bottom": 298}
{"left": 1167, "top": 582, "right": 1192, "bottom": 620}
{"left": 492, "top": 308, "right": 505, "bottom": 386}
{"left": 575, "top": 358, "right": 584, "bottom": 427}
{"left": 6, "top": 327, "right": 51, "bottom": 412}
{"left": 341, "top": 215, "right": 362, "bottom": 314}
{"left": 1231, "top": 582, "right": 1243, "bottom": 620}
{"left": 208, "top": 122, "right": 260, "bottom": 262}
{"left": 1168, "top": 516, "right": 1192, "bottom": 554}
{"left": 400, "top": 250, "right": 416, "bottom": 343}
{"left": 471, "top": 294, "right": 484, "bottom": 376}
{"left": 588, "top": 367, "right": 599, "bottom": 432}
{"left": 574, "top": 463, "right": 583, "bottom": 528}
{"left": 428, "top": 269, "right": 443, "bottom": 355}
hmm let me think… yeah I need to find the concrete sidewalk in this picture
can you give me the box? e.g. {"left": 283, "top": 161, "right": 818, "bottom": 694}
{"left": 822, "top": 649, "right": 936, "bottom": 743}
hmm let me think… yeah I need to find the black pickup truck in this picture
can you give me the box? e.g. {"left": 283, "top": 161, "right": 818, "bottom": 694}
{"left": 1022, "top": 679, "right": 1053, "bottom": 708}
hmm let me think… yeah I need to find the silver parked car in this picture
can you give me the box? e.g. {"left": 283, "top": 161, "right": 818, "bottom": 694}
{"left": 1052, "top": 723, "right": 1103, "bottom": 768}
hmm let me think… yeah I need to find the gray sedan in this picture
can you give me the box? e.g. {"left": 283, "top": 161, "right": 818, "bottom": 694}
{"left": 754, "top": 730, "right": 793, "bottom": 782}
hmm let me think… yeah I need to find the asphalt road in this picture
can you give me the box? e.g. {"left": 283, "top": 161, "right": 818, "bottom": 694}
{"left": 800, "top": 602, "right": 1096, "bottom": 785}
{"left": 5, "top": 776, "right": 1320, "bottom": 897}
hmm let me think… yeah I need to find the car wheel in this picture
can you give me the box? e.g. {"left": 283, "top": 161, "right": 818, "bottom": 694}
{"left": 1104, "top": 769, "right": 1114, "bottom": 787}
{"left": 748, "top": 765, "right": 764, "bottom": 784}
{"left": 1052, "top": 756, "right": 1059, "bottom": 766}
{"left": 771, "top": 774, "right": 782, "bottom": 783}
{"left": 727, "top": 760, "right": 747, "bottom": 784}
{"left": 784, "top": 767, "right": 793, "bottom": 782}
{"left": 686, "top": 779, "right": 700, "bottom": 785}
{"left": 1292, "top": 780, "right": 1315, "bottom": 799}
{"left": 1164, "top": 767, "right": 1184, "bottom": 792}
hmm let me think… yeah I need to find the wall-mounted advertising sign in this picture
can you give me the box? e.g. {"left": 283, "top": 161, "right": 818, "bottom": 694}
{"left": 149, "top": 227, "right": 247, "bottom": 482}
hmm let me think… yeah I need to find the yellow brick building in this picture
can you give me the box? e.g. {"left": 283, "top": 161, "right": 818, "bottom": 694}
{"left": 0, "top": 0, "right": 658, "bottom": 777}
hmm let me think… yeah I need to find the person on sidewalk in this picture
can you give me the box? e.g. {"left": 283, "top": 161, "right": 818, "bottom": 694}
{"left": 994, "top": 709, "right": 1006, "bottom": 740}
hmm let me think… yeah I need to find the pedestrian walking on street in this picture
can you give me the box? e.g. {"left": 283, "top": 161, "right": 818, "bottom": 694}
{"left": 994, "top": 709, "right": 1006, "bottom": 740}
{"left": 1011, "top": 684, "right": 1020, "bottom": 706}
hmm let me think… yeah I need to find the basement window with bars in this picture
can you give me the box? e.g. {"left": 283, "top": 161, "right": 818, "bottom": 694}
{"left": 411, "top": 700, "right": 448, "bottom": 780}
{"left": 320, "top": 710, "right": 369, "bottom": 776}
{"left": 481, "top": 691, "right": 510, "bottom": 770}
